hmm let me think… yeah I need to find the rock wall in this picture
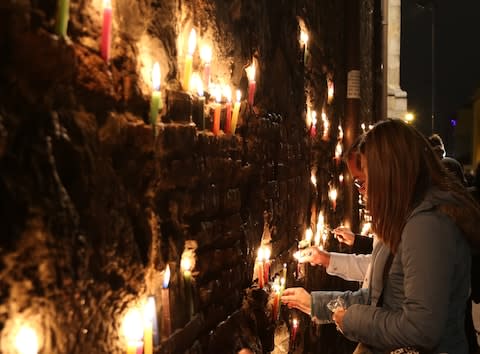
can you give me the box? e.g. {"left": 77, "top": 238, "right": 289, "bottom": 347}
{"left": 0, "top": 0, "right": 375, "bottom": 353}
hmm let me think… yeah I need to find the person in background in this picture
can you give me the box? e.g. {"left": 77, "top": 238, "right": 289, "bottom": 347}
{"left": 428, "top": 133, "right": 468, "bottom": 186}
{"left": 282, "top": 119, "right": 480, "bottom": 353}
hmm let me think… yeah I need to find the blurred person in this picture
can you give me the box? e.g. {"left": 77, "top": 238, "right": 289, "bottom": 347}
{"left": 428, "top": 133, "right": 467, "bottom": 186}
{"left": 283, "top": 119, "right": 480, "bottom": 353}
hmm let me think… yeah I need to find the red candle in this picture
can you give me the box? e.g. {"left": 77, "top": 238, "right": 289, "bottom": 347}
{"left": 224, "top": 86, "right": 232, "bottom": 134}
{"left": 100, "top": 0, "right": 112, "bottom": 62}
{"left": 213, "top": 87, "right": 221, "bottom": 135}
{"left": 256, "top": 248, "right": 265, "bottom": 289}
{"left": 291, "top": 318, "right": 299, "bottom": 345}
{"left": 245, "top": 60, "right": 257, "bottom": 106}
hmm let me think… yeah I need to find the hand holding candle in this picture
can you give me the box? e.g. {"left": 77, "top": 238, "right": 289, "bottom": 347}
{"left": 100, "top": 0, "right": 112, "bottom": 61}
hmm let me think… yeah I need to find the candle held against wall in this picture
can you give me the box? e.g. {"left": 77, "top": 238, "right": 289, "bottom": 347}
{"left": 150, "top": 62, "right": 162, "bottom": 136}
{"left": 183, "top": 29, "right": 197, "bottom": 91}
{"left": 161, "top": 265, "right": 171, "bottom": 339}
{"left": 245, "top": 59, "right": 257, "bottom": 106}
{"left": 230, "top": 90, "right": 241, "bottom": 134}
{"left": 100, "top": 0, "right": 112, "bottom": 61}
{"left": 55, "top": 0, "right": 70, "bottom": 37}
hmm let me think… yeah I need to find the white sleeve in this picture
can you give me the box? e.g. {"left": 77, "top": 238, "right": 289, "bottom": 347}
{"left": 326, "top": 253, "right": 372, "bottom": 282}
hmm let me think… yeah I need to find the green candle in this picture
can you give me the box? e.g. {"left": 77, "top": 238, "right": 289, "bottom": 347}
{"left": 55, "top": 0, "right": 70, "bottom": 37}
{"left": 150, "top": 62, "right": 162, "bottom": 136}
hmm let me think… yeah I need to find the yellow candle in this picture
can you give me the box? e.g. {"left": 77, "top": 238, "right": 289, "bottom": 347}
{"left": 143, "top": 297, "right": 157, "bottom": 354}
{"left": 55, "top": 0, "right": 70, "bottom": 37}
{"left": 231, "top": 90, "right": 241, "bottom": 134}
{"left": 122, "top": 308, "right": 144, "bottom": 354}
{"left": 183, "top": 29, "right": 197, "bottom": 91}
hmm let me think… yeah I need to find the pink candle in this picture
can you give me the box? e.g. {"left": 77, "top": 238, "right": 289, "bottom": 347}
{"left": 245, "top": 60, "right": 257, "bottom": 106}
{"left": 100, "top": 0, "right": 112, "bottom": 62}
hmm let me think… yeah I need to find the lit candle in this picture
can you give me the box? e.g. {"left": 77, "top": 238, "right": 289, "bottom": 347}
{"left": 55, "top": 0, "right": 70, "bottom": 37}
{"left": 100, "top": 0, "right": 112, "bottom": 62}
{"left": 231, "top": 90, "right": 241, "bottom": 134}
{"left": 200, "top": 45, "right": 212, "bottom": 89}
{"left": 161, "top": 265, "right": 171, "bottom": 339}
{"left": 245, "top": 59, "right": 256, "bottom": 106}
{"left": 310, "top": 172, "right": 317, "bottom": 186}
{"left": 150, "top": 62, "right": 162, "bottom": 136}
{"left": 327, "top": 79, "right": 334, "bottom": 104}
{"left": 310, "top": 110, "right": 317, "bottom": 137}
{"left": 256, "top": 247, "right": 265, "bottom": 289}
{"left": 293, "top": 250, "right": 304, "bottom": 279}
{"left": 183, "top": 28, "right": 197, "bottom": 91}
{"left": 334, "top": 141, "right": 343, "bottom": 164}
{"left": 122, "top": 308, "right": 144, "bottom": 354}
{"left": 321, "top": 110, "right": 329, "bottom": 141}
{"left": 224, "top": 86, "right": 232, "bottom": 134}
{"left": 15, "top": 325, "right": 39, "bottom": 354}
{"left": 338, "top": 124, "right": 344, "bottom": 140}
{"left": 282, "top": 263, "right": 287, "bottom": 281}
{"left": 291, "top": 318, "right": 299, "bottom": 345}
{"left": 212, "top": 86, "right": 222, "bottom": 135}
{"left": 305, "top": 228, "right": 313, "bottom": 247}
{"left": 263, "top": 246, "right": 271, "bottom": 285}
{"left": 339, "top": 173, "right": 344, "bottom": 184}
{"left": 300, "top": 30, "right": 309, "bottom": 64}
{"left": 271, "top": 278, "right": 280, "bottom": 320}
{"left": 361, "top": 122, "right": 366, "bottom": 133}
{"left": 329, "top": 187, "right": 338, "bottom": 211}
{"left": 143, "top": 297, "right": 157, "bottom": 354}
{"left": 181, "top": 255, "right": 194, "bottom": 320}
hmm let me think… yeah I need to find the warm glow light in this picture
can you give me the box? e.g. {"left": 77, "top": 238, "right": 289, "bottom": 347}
{"left": 310, "top": 173, "right": 317, "bottom": 186}
{"left": 200, "top": 45, "right": 212, "bottom": 64}
{"left": 292, "top": 318, "right": 299, "bottom": 328}
{"left": 335, "top": 141, "right": 343, "bottom": 159}
{"left": 152, "top": 62, "right": 160, "bottom": 91}
{"left": 305, "top": 228, "right": 313, "bottom": 243}
{"left": 245, "top": 60, "right": 256, "bottom": 82}
{"left": 257, "top": 247, "right": 265, "bottom": 261}
{"left": 327, "top": 79, "right": 334, "bottom": 102}
{"left": 339, "top": 174, "right": 344, "bottom": 183}
{"left": 163, "top": 264, "right": 170, "bottom": 289}
{"left": 300, "top": 30, "right": 309, "bottom": 46}
{"left": 224, "top": 85, "right": 232, "bottom": 103}
{"left": 404, "top": 112, "right": 415, "bottom": 123}
{"left": 314, "top": 229, "right": 321, "bottom": 246}
{"left": 361, "top": 222, "right": 372, "bottom": 236}
{"left": 264, "top": 247, "right": 271, "bottom": 261}
{"left": 361, "top": 122, "right": 366, "bottom": 133}
{"left": 189, "top": 72, "right": 201, "bottom": 94}
{"left": 328, "top": 188, "right": 337, "bottom": 202}
{"left": 181, "top": 257, "right": 192, "bottom": 272}
{"left": 187, "top": 29, "right": 197, "bottom": 55}
{"left": 213, "top": 85, "right": 222, "bottom": 103}
{"left": 236, "top": 89, "right": 242, "bottom": 102}
{"left": 322, "top": 110, "right": 329, "bottom": 138}
{"left": 103, "top": 0, "right": 111, "bottom": 9}
{"left": 338, "top": 124, "right": 343, "bottom": 140}
{"left": 143, "top": 297, "right": 156, "bottom": 324}
{"left": 122, "top": 307, "right": 144, "bottom": 341}
{"left": 15, "top": 325, "right": 38, "bottom": 354}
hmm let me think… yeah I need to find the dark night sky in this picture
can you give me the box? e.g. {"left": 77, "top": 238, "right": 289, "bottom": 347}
{"left": 400, "top": 0, "right": 480, "bottom": 152}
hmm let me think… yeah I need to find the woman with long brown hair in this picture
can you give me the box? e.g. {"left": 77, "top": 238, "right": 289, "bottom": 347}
{"left": 282, "top": 119, "right": 480, "bottom": 353}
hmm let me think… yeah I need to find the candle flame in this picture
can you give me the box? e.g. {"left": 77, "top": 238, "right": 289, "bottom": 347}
{"left": 311, "top": 110, "right": 317, "bottom": 125}
{"left": 314, "top": 230, "right": 320, "bottom": 246}
{"left": 335, "top": 141, "right": 343, "bottom": 159}
{"left": 103, "top": 0, "right": 112, "bottom": 9}
{"left": 188, "top": 28, "right": 197, "bottom": 55}
{"left": 122, "top": 307, "right": 144, "bottom": 341}
{"left": 264, "top": 246, "right": 271, "bottom": 261}
{"left": 245, "top": 59, "right": 256, "bottom": 82}
{"left": 163, "top": 264, "right": 170, "bottom": 289}
{"left": 189, "top": 72, "right": 201, "bottom": 95}
{"left": 181, "top": 257, "right": 192, "bottom": 272}
{"left": 305, "top": 228, "right": 313, "bottom": 243}
{"left": 200, "top": 45, "right": 212, "bottom": 64}
{"left": 224, "top": 85, "right": 232, "bottom": 103}
{"left": 213, "top": 85, "right": 222, "bottom": 103}
{"left": 339, "top": 174, "right": 344, "bottom": 183}
{"left": 361, "top": 122, "right": 366, "bottom": 132}
{"left": 143, "top": 296, "right": 156, "bottom": 324}
{"left": 328, "top": 188, "right": 338, "bottom": 202}
{"left": 152, "top": 62, "right": 160, "bottom": 91}
{"left": 300, "top": 30, "right": 309, "bottom": 46}
{"left": 310, "top": 173, "right": 317, "bottom": 186}
{"left": 236, "top": 89, "right": 242, "bottom": 102}
{"left": 327, "top": 79, "right": 334, "bottom": 101}
{"left": 322, "top": 110, "right": 329, "bottom": 138}
{"left": 15, "top": 325, "right": 38, "bottom": 354}
{"left": 292, "top": 318, "right": 299, "bottom": 328}
{"left": 257, "top": 247, "right": 264, "bottom": 261}
{"left": 338, "top": 124, "right": 343, "bottom": 140}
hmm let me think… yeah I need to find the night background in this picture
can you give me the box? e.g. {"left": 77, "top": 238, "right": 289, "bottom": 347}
{"left": 401, "top": 0, "right": 480, "bottom": 156}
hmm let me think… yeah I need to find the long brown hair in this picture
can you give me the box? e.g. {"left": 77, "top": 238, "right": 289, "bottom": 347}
{"left": 359, "top": 119, "right": 480, "bottom": 253}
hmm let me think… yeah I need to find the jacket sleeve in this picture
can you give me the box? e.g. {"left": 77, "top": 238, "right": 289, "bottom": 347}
{"left": 326, "top": 253, "right": 371, "bottom": 282}
{"left": 311, "top": 288, "right": 369, "bottom": 324}
{"left": 341, "top": 211, "right": 465, "bottom": 350}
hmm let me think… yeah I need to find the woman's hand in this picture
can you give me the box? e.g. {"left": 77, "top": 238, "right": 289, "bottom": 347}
{"left": 281, "top": 287, "right": 312, "bottom": 315}
{"left": 333, "top": 226, "right": 355, "bottom": 246}
{"left": 332, "top": 308, "right": 347, "bottom": 332}
{"left": 297, "top": 247, "right": 331, "bottom": 267}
